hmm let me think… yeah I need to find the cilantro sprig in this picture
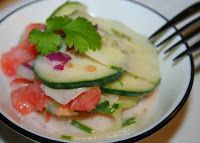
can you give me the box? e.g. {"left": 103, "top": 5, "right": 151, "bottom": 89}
{"left": 64, "top": 17, "right": 101, "bottom": 53}
{"left": 46, "top": 16, "right": 72, "bottom": 32}
{"left": 29, "top": 16, "right": 101, "bottom": 55}
{"left": 29, "top": 29, "right": 62, "bottom": 55}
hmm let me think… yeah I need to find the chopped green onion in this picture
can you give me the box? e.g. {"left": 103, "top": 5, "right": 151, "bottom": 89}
{"left": 71, "top": 120, "right": 94, "bottom": 134}
{"left": 96, "top": 101, "right": 109, "bottom": 109}
{"left": 61, "top": 135, "right": 72, "bottom": 141}
{"left": 93, "top": 100, "right": 116, "bottom": 115}
{"left": 111, "top": 29, "right": 131, "bottom": 41}
{"left": 94, "top": 107, "right": 115, "bottom": 115}
{"left": 122, "top": 117, "right": 136, "bottom": 127}
{"left": 112, "top": 103, "right": 119, "bottom": 109}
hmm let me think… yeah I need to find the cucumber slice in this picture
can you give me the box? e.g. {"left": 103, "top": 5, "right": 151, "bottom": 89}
{"left": 34, "top": 53, "right": 123, "bottom": 89}
{"left": 117, "top": 96, "right": 140, "bottom": 109}
{"left": 85, "top": 21, "right": 128, "bottom": 70}
{"left": 103, "top": 94, "right": 140, "bottom": 109}
{"left": 48, "top": 1, "right": 160, "bottom": 92}
{"left": 86, "top": 45, "right": 127, "bottom": 70}
{"left": 94, "top": 18, "right": 161, "bottom": 85}
{"left": 48, "top": 2, "right": 128, "bottom": 72}
{"left": 50, "top": 1, "right": 87, "bottom": 17}
{"left": 102, "top": 94, "right": 140, "bottom": 129}
{"left": 101, "top": 73, "right": 156, "bottom": 96}
{"left": 68, "top": 10, "right": 95, "bottom": 22}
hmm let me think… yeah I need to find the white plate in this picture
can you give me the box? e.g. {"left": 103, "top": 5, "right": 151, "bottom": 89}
{"left": 0, "top": 0, "right": 194, "bottom": 143}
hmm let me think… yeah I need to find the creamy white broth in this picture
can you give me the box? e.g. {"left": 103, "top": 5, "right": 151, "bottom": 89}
{"left": 18, "top": 92, "right": 157, "bottom": 141}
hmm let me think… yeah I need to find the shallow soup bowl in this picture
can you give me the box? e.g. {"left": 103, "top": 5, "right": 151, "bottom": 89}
{"left": 0, "top": 0, "right": 194, "bottom": 142}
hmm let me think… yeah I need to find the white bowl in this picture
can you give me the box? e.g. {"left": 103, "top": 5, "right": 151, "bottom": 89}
{"left": 0, "top": 0, "right": 194, "bottom": 142}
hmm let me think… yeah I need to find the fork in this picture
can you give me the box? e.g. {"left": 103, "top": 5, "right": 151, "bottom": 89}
{"left": 149, "top": 1, "right": 200, "bottom": 61}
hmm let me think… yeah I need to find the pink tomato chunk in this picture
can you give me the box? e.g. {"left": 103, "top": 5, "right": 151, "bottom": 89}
{"left": 11, "top": 81, "right": 46, "bottom": 115}
{"left": 1, "top": 23, "right": 45, "bottom": 76}
{"left": 69, "top": 87, "right": 101, "bottom": 112}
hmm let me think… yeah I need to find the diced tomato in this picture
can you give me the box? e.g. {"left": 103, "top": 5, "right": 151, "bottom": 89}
{"left": 27, "top": 44, "right": 38, "bottom": 57}
{"left": 1, "top": 44, "right": 34, "bottom": 76}
{"left": 23, "top": 23, "right": 45, "bottom": 41}
{"left": 11, "top": 78, "right": 33, "bottom": 85}
{"left": 19, "top": 40, "right": 38, "bottom": 57}
{"left": 1, "top": 23, "right": 45, "bottom": 76}
{"left": 11, "top": 81, "right": 46, "bottom": 115}
{"left": 69, "top": 87, "right": 101, "bottom": 112}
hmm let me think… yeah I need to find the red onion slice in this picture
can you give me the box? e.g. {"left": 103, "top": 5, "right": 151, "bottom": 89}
{"left": 22, "top": 63, "right": 33, "bottom": 70}
{"left": 46, "top": 52, "right": 71, "bottom": 70}
{"left": 46, "top": 52, "right": 71, "bottom": 63}
{"left": 53, "top": 64, "right": 64, "bottom": 70}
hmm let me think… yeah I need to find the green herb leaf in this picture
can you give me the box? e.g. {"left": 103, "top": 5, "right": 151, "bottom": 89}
{"left": 112, "top": 103, "right": 119, "bottom": 109}
{"left": 93, "top": 100, "right": 116, "bottom": 115}
{"left": 71, "top": 120, "right": 94, "bottom": 134}
{"left": 96, "top": 101, "right": 109, "bottom": 109}
{"left": 61, "top": 135, "right": 73, "bottom": 141}
{"left": 64, "top": 17, "right": 101, "bottom": 53}
{"left": 30, "top": 16, "right": 101, "bottom": 55}
{"left": 29, "top": 29, "right": 62, "bottom": 55}
{"left": 122, "top": 117, "right": 136, "bottom": 127}
{"left": 93, "top": 107, "right": 115, "bottom": 115}
{"left": 46, "top": 16, "right": 72, "bottom": 32}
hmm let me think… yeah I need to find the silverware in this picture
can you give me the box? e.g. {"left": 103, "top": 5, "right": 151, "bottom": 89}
{"left": 149, "top": 1, "right": 200, "bottom": 61}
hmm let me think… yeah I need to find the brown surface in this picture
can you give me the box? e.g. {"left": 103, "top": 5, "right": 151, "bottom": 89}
{"left": 0, "top": 0, "right": 16, "bottom": 9}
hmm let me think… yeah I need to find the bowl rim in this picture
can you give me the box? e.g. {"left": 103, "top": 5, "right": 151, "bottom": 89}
{"left": 0, "top": 0, "right": 194, "bottom": 143}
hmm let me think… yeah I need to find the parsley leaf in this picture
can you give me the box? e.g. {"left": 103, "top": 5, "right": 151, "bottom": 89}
{"left": 46, "top": 16, "right": 72, "bottom": 32}
{"left": 29, "top": 29, "right": 62, "bottom": 55}
{"left": 29, "top": 16, "right": 101, "bottom": 55}
{"left": 64, "top": 17, "right": 101, "bottom": 53}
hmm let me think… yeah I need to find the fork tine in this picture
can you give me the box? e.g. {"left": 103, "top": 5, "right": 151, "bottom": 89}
{"left": 149, "top": 2, "right": 200, "bottom": 40}
{"left": 164, "top": 26, "right": 200, "bottom": 53}
{"left": 173, "top": 40, "right": 200, "bottom": 61}
{"left": 156, "top": 16, "right": 200, "bottom": 47}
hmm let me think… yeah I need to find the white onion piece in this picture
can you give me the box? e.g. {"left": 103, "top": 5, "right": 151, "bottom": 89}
{"left": 16, "top": 64, "right": 35, "bottom": 80}
{"left": 41, "top": 84, "right": 89, "bottom": 105}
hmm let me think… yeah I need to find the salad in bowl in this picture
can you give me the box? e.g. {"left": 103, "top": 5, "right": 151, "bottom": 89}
{"left": 1, "top": 0, "right": 191, "bottom": 143}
